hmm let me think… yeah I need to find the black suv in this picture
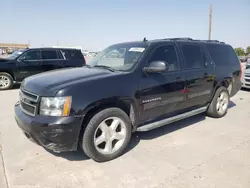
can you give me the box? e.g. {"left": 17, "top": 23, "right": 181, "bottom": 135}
{"left": 14, "top": 38, "right": 242, "bottom": 162}
{"left": 0, "top": 47, "right": 85, "bottom": 90}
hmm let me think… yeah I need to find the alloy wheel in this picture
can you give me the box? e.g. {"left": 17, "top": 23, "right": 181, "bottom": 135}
{"left": 216, "top": 91, "right": 229, "bottom": 115}
{"left": 0, "top": 76, "right": 10, "bottom": 89}
{"left": 94, "top": 117, "right": 127, "bottom": 155}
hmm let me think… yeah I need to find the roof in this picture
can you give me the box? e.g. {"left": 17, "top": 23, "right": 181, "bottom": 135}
{"left": 26, "top": 47, "right": 82, "bottom": 51}
{"left": 112, "top": 37, "right": 227, "bottom": 47}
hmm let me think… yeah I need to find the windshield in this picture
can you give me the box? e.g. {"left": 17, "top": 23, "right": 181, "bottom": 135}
{"left": 7, "top": 49, "right": 27, "bottom": 60}
{"left": 87, "top": 43, "right": 148, "bottom": 71}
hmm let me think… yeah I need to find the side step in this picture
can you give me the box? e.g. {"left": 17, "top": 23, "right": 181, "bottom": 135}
{"left": 136, "top": 106, "right": 208, "bottom": 132}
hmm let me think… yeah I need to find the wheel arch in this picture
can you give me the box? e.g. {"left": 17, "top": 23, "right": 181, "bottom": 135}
{"left": 0, "top": 70, "right": 15, "bottom": 81}
{"left": 77, "top": 97, "right": 138, "bottom": 148}
{"left": 209, "top": 77, "right": 232, "bottom": 102}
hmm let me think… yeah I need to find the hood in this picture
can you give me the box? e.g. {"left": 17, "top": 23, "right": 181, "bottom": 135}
{"left": 22, "top": 67, "right": 115, "bottom": 96}
{"left": 0, "top": 58, "right": 10, "bottom": 63}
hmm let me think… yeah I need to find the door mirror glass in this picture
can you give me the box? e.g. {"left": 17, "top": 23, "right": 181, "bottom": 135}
{"left": 143, "top": 61, "right": 168, "bottom": 74}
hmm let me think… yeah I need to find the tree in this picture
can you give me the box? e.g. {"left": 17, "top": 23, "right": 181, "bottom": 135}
{"left": 246, "top": 46, "right": 250, "bottom": 55}
{"left": 234, "top": 48, "right": 245, "bottom": 56}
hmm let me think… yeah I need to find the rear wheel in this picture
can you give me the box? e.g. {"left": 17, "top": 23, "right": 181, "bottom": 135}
{"left": 82, "top": 107, "right": 132, "bottom": 162}
{"left": 207, "top": 86, "right": 229, "bottom": 118}
{"left": 0, "top": 72, "right": 13, "bottom": 90}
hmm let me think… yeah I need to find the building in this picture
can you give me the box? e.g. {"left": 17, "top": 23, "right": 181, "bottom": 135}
{"left": 0, "top": 43, "right": 29, "bottom": 54}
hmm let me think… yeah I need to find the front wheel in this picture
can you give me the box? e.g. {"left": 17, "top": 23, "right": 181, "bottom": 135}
{"left": 0, "top": 72, "right": 13, "bottom": 90}
{"left": 207, "top": 86, "right": 229, "bottom": 118}
{"left": 82, "top": 108, "right": 132, "bottom": 162}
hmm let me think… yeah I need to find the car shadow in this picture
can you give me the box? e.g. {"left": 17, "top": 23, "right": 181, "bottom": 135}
{"left": 134, "top": 114, "right": 206, "bottom": 141}
{"left": 241, "top": 88, "right": 250, "bottom": 92}
{"left": 44, "top": 101, "right": 237, "bottom": 161}
{"left": 228, "top": 100, "right": 236, "bottom": 109}
{"left": 44, "top": 148, "right": 90, "bottom": 161}
{"left": 12, "top": 83, "right": 21, "bottom": 90}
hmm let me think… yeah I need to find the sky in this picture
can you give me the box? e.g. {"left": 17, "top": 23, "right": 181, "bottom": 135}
{"left": 0, "top": 0, "right": 249, "bottom": 51}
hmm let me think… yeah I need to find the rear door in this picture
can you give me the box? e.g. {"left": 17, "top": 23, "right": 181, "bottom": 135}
{"left": 41, "top": 49, "right": 64, "bottom": 72}
{"left": 16, "top": 49, "right": 43, "bottom": 81}
{"left": 60, "top": 49, "right": 85, "bottom": 68}
{"left": 178, "top": 42, "right": 215, "bottom": 109}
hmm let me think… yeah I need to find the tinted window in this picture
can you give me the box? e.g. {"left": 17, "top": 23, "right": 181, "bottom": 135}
{"left": 41, "top": 50, "right": 58, "bottom": 60}
{"left": 206, "top": 44, "right": 239, "bottom": 66}
{"left": 149, "top": 45, "right": 179, "bottom": 71}
{"left": 61, "top": 49, "right": 83, "bottom": 60}
{"left": 21, "top": 50, "right": 41, "bottom": 60}
{"left": 181, "top": 45, "right": 205, "bottom": 69}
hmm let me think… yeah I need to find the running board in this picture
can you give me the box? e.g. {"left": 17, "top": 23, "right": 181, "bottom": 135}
{"left": 136, "top": 106, "right": 208, "bottom": 132}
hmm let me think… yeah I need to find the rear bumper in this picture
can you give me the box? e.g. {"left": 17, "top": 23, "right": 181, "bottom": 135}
{"left": 14, "top": 102, "right": 83, "bottom": 152}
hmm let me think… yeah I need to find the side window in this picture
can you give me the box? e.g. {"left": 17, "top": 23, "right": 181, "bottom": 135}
{"left": 41, "top": 50, "right": 58, "bottom": 60}
{"left": 206, "top": 44, "right": 224, "bottom": 65}
{"left": 67, "top": 50, "right": 84, "bottom": 59}
{"left": 206, "top": 44, "right": 239, "bottom": 66}
{"left": 149, "top": 45, "right": 179, "bottom": 71}
{"left": 60, "top": 50, "right": 83, "bottom": 60}
{"left": 182, "top": 45, "right": 205, "bottom": 69}
{"left": 21, "top": 50, "right": 41, "bottom": 61}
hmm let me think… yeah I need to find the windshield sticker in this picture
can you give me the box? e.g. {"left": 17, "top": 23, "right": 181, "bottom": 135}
{"left": 129, "top": 47, "right": 145, "bottom": 52}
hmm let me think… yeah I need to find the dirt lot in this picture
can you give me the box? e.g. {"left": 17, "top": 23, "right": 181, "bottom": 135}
{"left": 0, "top": 88, "right": 250, "bottom": 188}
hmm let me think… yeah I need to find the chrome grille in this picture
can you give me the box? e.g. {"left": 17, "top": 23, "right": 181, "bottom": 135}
{"left": 245, "top": 73, "right": 250, "bottom": 78}
{"left": 19, "top": 89, "right": 39, "bottom": 116}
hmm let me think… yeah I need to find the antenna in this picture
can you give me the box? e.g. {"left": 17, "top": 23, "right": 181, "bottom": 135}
{"left": 143, "top": 37, "right": 147, "bottom": 42}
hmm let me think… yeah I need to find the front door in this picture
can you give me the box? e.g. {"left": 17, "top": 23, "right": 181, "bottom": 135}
{"left": 178, "top": 42, "right": 215, "bottom": 109}
{"left": 16, "top": 49, "right": 43, "bottom": 81}
{"left": 137, "top": 43, "right": 186, "bottom": 124}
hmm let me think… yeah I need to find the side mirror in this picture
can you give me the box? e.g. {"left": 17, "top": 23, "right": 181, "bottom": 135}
{"left": 17, "top": 58, "right": 23, "bottom": 62}
{"left": 143, "top": 61, "right": 168, "bottom": 74}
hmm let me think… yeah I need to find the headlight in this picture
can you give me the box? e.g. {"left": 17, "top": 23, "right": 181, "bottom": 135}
{"left": 40, "top": 96, "right": 72, "bottom": 116}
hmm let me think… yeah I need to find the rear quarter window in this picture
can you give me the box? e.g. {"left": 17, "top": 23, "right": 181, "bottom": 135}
{"left": 206, "top": 44, "right": 239, "bottom": 66}
{"left": 61, "top": 49, "right": 84, "bottom": 60}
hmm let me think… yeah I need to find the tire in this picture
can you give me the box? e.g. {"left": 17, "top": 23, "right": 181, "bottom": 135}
{"left": 0, "top": 72, "right": 13, "bottom": 90}
{"left": 206, "top": 86, "right": 229, "bottom": 118}
{"left": 82, "top": 107, "right": 132, "bottom": 162}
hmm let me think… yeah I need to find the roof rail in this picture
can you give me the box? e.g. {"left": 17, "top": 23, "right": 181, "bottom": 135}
{"left": 198, "top": 40, "right": 225, "bottom": 44}
{"left": 160, "top": 38, "right": 225, "bottom": 44}
{"left": 166, "top": 37, "right": 193, "bottom": 41}
{"left": 206, "top": 40, "right": 220, "bottom": 42}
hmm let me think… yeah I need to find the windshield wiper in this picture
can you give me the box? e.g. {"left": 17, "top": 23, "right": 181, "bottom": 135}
{"left": 93, "top": 65, "right": 116, "bottom": 72}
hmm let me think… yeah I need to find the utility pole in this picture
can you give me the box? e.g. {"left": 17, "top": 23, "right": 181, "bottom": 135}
{"left": 208, "top": 4, "right": 213, "bottom": 40}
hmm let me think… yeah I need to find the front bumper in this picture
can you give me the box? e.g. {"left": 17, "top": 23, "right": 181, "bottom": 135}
{"left": 14, "top": 102, "right": 83, "bottom": 152}
{"left": 241, "top": 77, "right": 250, "bottom": 89}
{"left": 242, "top": 82, "right": 250, "bottom": 89}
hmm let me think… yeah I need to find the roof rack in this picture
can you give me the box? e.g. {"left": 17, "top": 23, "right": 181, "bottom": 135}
{"left": 197, "top": 39, "right": 225, "bottom": 44}
{"left": 158, "top": 38, "right": 225, "bottom": 44}
{"left": 165, "top": 37, "right": 193, "bottom": 41}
